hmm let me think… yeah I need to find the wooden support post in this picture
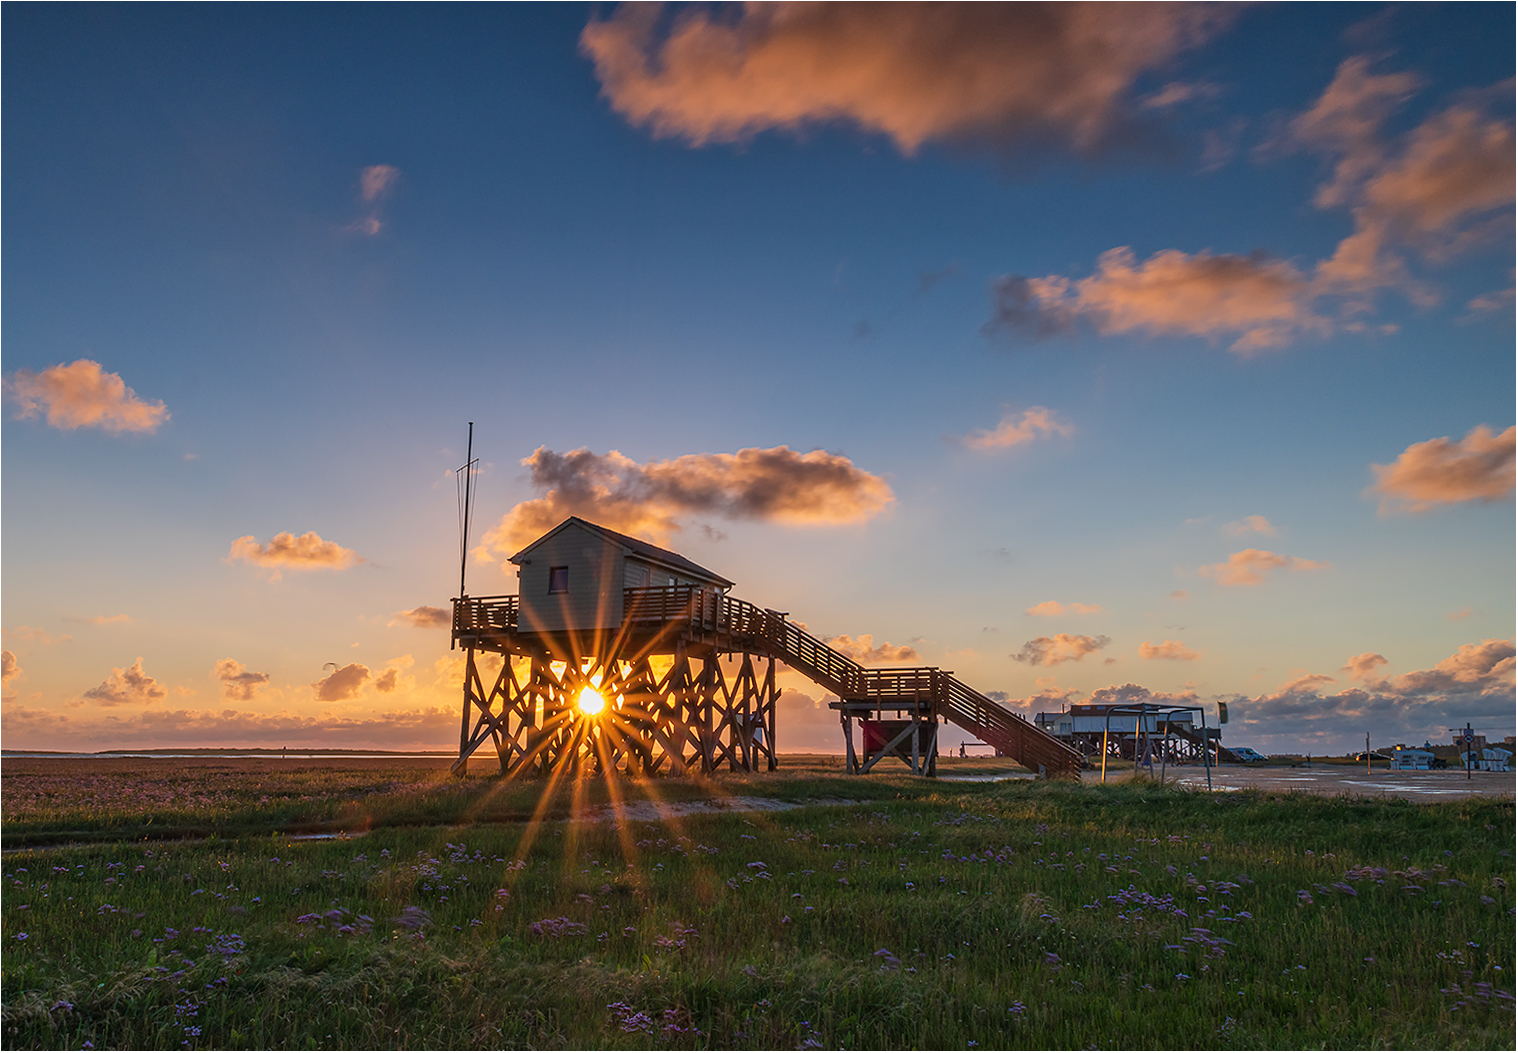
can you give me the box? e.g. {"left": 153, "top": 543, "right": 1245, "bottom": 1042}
{"left": 843, "top": 711, "right": 858, "bottom": 774}
{"left": 763, "top": 655, "right": 778, "bottom": 771}
{"left": 904, "top": 704, "right": 916, "bottom": 776}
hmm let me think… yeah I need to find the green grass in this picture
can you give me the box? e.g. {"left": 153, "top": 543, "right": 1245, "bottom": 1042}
{"left": 0, "top": 755, "right": 908, "bottom": 848}
{"left": 1, "top": 765, "right": 1513, "bottom": 1049}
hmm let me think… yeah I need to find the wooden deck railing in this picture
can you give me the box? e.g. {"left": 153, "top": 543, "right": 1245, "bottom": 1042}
{"left": 453, "top": 594, "right": 518, "bottom": 635}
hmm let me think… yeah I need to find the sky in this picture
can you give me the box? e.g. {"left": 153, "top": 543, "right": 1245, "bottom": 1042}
{"left": 3, "top": 3, "right": 1513, "bottom": 758}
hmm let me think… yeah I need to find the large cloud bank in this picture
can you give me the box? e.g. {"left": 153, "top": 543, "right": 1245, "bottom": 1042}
{"left": 582, "top": 3, "right": 1233, "bottom": 155}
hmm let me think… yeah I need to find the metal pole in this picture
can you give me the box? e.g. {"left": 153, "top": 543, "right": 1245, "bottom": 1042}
{"left": 1159, "top": 718, "right": 1168, "bottom": 785}
{"left": 1366, "top": 732, "right": 1370, "bottom": 775}
{"left": 1467, "top": 723, "right": 1473, "bottom": 780}
{"left": 1201, "top": 707, "right": 1212, "bottom": 791}
{"left": 459, "top": 422, "right": 474, "bottom": 599}
{"left": 1101, "top": 714, "right": 1110, "bottom": 783}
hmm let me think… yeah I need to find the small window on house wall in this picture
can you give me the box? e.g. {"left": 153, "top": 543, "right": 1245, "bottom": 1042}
{"left": 548, "top": 566, "right": 569, "bottom": 594}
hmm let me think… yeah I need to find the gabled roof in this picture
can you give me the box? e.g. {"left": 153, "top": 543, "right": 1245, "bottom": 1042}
{"left": 509, "top": 516, "right": 734, "bottom": 587}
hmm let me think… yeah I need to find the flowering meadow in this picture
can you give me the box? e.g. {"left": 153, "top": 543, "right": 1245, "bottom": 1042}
{"left": 1, "top": 760, "right": 1513, "bottom": 1049}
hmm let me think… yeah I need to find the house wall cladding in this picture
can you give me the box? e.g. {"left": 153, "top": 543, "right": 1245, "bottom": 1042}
{"left": 516, "top": 525, "right": 626, "bottom": 632}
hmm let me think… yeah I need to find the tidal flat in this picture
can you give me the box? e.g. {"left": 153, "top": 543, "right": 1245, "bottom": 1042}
{"left": 2, "top": 756, "right": 1513, "bottom": 1050}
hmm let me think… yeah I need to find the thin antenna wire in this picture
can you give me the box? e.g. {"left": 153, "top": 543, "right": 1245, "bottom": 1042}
{"left": 456, "top": 423, "right": 476, "bottom": 597}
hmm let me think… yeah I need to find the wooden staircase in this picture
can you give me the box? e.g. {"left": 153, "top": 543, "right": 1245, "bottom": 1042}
{"left": 718, "top": 595, "right": 1084, "bottom": 779}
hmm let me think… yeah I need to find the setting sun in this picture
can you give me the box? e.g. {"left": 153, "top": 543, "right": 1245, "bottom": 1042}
{"left": 575, "top": 685, "right": 606, "bottom": 717}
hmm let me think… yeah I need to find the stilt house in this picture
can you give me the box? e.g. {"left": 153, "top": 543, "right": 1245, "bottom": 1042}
{"left": 510, "top": 516, "right": 734, "bottom": 633}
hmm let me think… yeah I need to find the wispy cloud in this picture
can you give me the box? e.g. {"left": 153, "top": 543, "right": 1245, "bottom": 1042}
{"left": 4, "top": 359, "right": 169, "bottom": 433}
{"left": 1222, "top": 515, "right": 1276, "bottom": 537}
{"left": 361, "top": 164, "right": 400, "bottom": 202}
{"left": 1139, "top": 639, "right": 1200, "bottom": 661}
{"left": 1299, "top": 59, "right": 1514, "bottom": 300}
{"left": 1025, "top": 600, "right": 1103, "bottom": 617}
{"left": 1198, "top": 548, "right": 1329, "bottom": 586}
{"left": 348, "top": 164, "right": 401, "bottom": 235}
{"left": 581, "top": 3, "right": 1234, "bottom": 157}
{"left": 3, "top": 626, "right": 71, "bottom": 646}
{"left": 2, "top": 650, "right": 21, "bottom": 690}
{"left": 484, "top": 444, "right": 892, "bottom": 553}
{"left": 65, "top": 613, "right": 132, "bottom": 626}
{"left": 1011, "top": 633, "right": 1111, "bottom": 666}
{"left": 1367, "top": 424, "right": 1515, "bottom": 512}
{"left": 959, "top": 406, "right": 1073, "bottom": 450}
{"left": 390, "top": 605, "right": 451, "bottom": 629}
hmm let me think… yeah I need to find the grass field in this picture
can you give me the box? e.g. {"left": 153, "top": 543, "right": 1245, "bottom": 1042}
{"left": 2, "top": 757, "right": 1513, "bottom": 1050}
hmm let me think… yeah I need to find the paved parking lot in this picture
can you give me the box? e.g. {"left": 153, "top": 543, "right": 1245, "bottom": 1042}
{"left": 1158, "top": 764, "right": 1515, "bottom": 801}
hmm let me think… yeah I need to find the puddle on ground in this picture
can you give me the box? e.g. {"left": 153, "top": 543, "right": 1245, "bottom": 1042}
{"left": 288, "top": 831, "right": 369, "bottom": 841}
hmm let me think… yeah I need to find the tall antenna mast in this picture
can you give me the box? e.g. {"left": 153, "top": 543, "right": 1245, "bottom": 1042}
{"left": 456, "top": 422, "right": 477, "bottom": 598}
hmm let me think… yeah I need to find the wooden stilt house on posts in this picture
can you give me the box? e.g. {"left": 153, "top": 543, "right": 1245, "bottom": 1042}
{"left": 450, "top": 516, "right": 1083, "bottom": 780}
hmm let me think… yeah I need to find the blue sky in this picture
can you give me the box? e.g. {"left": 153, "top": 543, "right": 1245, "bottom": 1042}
{"left": 3, "top": 3, "right": 1513, "bottom": 756}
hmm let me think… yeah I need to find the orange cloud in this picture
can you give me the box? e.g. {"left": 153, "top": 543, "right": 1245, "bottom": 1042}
{"left": 989, "top": 247, "right": 1323, "bottom": 354}
{"left": 228, "top": 531, "right": 361, "bottom": 577}
{"left": 390, "top": 605, "right": 451, "bottom": 629}
{"left": 374, "top": 668, "right": 399, "bottom": 693}
{"left": 2, "top": 650, "right": 20, "bottom": 688}
{"left": 484, "top": 444, "right": 892, "bottom": 553}
{"left": 213, "top": 658, "right": 270, "bottom": 702}
{"left": 1198, "top": 549, "right": 1329, "bottom": 586}
{"left": 83, "top": 657, "right": 167, "bottom": 706}
{"left": 1448, "top": 607, "right": 1472, "bottom": 623}
{"left": 1025, "top": 601, "right": 1103, "bottom": 617}
{"left": 4, "top": 359, "right": 169, "bottom": 434}
{"left": 65, "top": 613, "right": 132, "bottom": 626}
{"left": 1294, "top": 58, "right": 1514, "bottom": 300}
{"left": 1139, "top": 639, "right": 1200, "bottom": 661}
{"left": 824, "top": 634, "right": 919, "bottom": 664}
{"left": 1011, "top": 633, "right": 1110, "bottom": 666}
{"left": 1289, "top": 56, "right": 1422, "bottom": 212}
{"left": 1223, "top": 515, "right": 1276, "bottom": 536}
{"left": 1368, "top": 425, "right": 1515, "bottom": 513}
{"left": 991, "top": 60, "right": 1512, "bottom": 352}
{"left": 3, "top": 626, "right": 71, "bottom": 646}
{"left": 0, "top": 703, "right": 458, "bottom": 752}
{"left": 1341, "top": 652, "right": 1388, "bottom": 681}
{"left": 1277, "top": 672, "right": 1337, "bottom": 694}
{"left": 962, "top": 406, "right": 1073, "bottom": 450}
{"left": 1389, "top": 639, "right": 1514, "bottom": 696}
{"left": 581, "top": 3, "right": 1233, "bottom": 155}
{"left": 313, "top": 663, "right": 370, "bottom": 702}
